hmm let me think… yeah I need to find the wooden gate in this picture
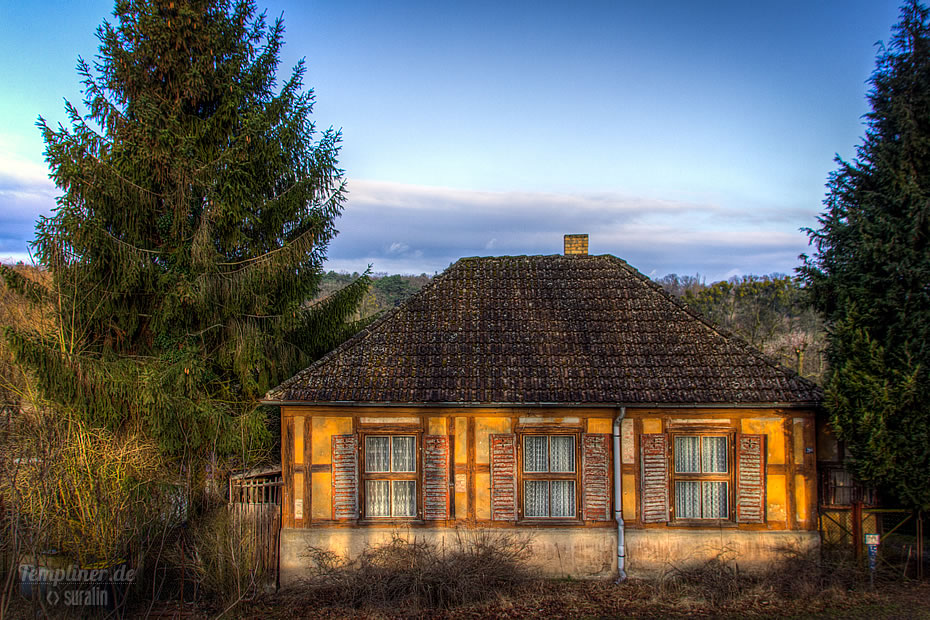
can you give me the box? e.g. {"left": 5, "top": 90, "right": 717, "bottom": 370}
{"left": 228, "top": 468, "right": 282, "bottom": 588}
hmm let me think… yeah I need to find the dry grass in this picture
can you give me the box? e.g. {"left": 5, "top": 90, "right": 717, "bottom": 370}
{"left": 294, "top": 530, "right": 533, "bottom": 612}
{"left": 234, "top": 544, "right": 930, "bottom": 620}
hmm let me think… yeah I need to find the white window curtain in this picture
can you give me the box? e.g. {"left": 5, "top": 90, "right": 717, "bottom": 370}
{"left": 524, "top": 436, "right": 548, "bottom": 472}
{"left": 366, "top": 436, "right": 390, "bottom": 472}
{"left": 675, "top": 436, "right": 700, "bottom": 473}
{"left": 674, "top": 435, "right": 729, "bottom": 519}
{"left": 550, "top": 436, "right": 575, "bottom": 472}
{"left": 392, "top": 436, "right": 416, "bottom": 472}
{"left": 525, "top": 480, "right": 548, "bottom": 517}
{"left": 392, "top": 481, "right": 416, "bottom": 516}
{"left": 550, "top": 480, "right": 576, "bottom": 517}
{"left": 675, "top": 481, "right": 700, "bottom": 518}
{"left": 365, "top": 436, "right": 417, "bottom": 517}
{"left": 366, "top": 480, "right": 390, "bottom": 517}
{"left": 702, "top": 437, "right": 727, "bottom": 473}
{"left": 702, "top": 481, "right": 728, "bottom": 518}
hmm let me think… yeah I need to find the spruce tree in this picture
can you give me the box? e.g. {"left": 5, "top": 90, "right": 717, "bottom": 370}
{"left": 800, "top": 0, "right": 930, "bottom": 509}
{"left": 2, "top": 0, "right": 367, "bottom": 486}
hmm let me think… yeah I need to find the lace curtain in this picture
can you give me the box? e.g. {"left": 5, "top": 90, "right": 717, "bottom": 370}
{"left": 524, "top": 480, "right": 576, "bottom": 517}
{"left": 523, "top": 435, "right": 576, "bottom": 517}
{"left": 524, "top": 436, "right": 575, "bottom": 472}
{"left": 674, "top": 436, "right": 728, "bottom": 519}
{"left": 365, "top": 436, "right": 417, "bottom": 517}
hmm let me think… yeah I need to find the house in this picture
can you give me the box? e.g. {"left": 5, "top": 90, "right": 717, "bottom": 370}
{"left": 262, "top": 235, "right": 823, "bottom": 583}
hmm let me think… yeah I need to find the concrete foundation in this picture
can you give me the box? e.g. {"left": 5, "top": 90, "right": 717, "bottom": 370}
{"left": 624, "top": 528, "right": 820, "bottom": 576}
{"left": 279, "top": 526, "right": 819, "bottom": 585}
{"left": 280, "top": 526, "right": 618, "bottom": 585}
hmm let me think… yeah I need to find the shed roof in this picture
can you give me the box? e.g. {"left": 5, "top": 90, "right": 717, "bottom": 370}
{"left": 266, "top": 255, "right": 821, "bottom": 406}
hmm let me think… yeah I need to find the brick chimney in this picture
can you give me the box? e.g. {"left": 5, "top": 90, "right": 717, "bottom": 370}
{"left": 564, "top": 234, "right": 588, "bottom": 255}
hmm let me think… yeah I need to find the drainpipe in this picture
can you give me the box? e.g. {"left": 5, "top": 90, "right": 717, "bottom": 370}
{"left": 613, "top": 407, "right": 627, "bottom": 582}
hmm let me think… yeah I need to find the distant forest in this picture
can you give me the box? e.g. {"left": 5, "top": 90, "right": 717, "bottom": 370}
{"left": 319, "top": 271, "right": 825, "bottom": 384}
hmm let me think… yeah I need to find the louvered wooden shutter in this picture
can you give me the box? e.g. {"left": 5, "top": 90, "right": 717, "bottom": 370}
{"left": 582, "top": 433, "right": 611, "bottom": 521}
{"left": 490, "top": 434, "right": 517, "bottom": 521}
{"left": 423, "top": 435, "right": 450, "bottom": 519}
{"left": 736, "top": 434, "right": 765, "bottom": 523}
{"left": 332, "top": 434, "right": 359, "bottom": 519}
{"left": 641, "top": 433, "right": 669, "bottom": 523}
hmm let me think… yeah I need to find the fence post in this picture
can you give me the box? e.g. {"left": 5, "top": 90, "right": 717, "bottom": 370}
{"left": 852, "top": 501, "right": 863, "bottom": 560}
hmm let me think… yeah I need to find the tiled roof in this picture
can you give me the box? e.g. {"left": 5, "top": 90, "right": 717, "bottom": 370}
{"left": 266, "top": 255, "right": 822, "bottom": 405}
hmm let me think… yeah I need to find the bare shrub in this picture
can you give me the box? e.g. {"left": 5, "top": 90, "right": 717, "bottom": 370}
{"left": 648, "top": 543, "right": 872, "bottom": 613}
{"left": 166, "top": 505, "right": 270, "bottom": 609}
{"left": 653, "top": 547, "right": 754, "bottom": 607}
{"left": 298, "top": 529, "right": 534, "bottom": 611}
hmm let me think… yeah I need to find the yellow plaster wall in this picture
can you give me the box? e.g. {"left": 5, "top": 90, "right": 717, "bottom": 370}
{"left": 622, "top": 473, "right": 636, "bottom": 521}
{"left": 588, "top": 418, "right": 613, "bottom": 434}
{"left": 454, "top": 417, "right": 468, "bottom": 464}
{"left": 428, "top": 416, "right": 446, "bottom": 436}
{"left": 475, "top": 472, "right": 492, "bottom": 519}
{"left": 294, "top": 416, "right": 304, "bottom": 465}
{"left": 455, "top": 486, "right": 467, "bottom": 520}
{"left": 793, "top": 418, "right": 807, "bottom": 465}
{"left": 475, "top": 418, "right": 512, "bottom": 464}
{"left": 741, "top": 417, "right": 785, "bottom": 464}
{"left": 795, "top": 473, "right": 810, "bottom": 524}
{"left": 311, "top": 417, "right": 353, "bottom": 465}
{"left": 642, "top": 418, "right": 662, "bottom": 434}
{"left": 311, "top": 472, "right": 332, "bottom": 520}
{"left": 766, "top": 474, "right": 787, "bottom": 522}
{"left": 293, "top": 472, "right": 304, "bottom": 521}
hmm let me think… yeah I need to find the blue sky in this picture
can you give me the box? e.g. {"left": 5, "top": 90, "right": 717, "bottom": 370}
{"left": 0, "top": 0, "right": 904, "bottom": 280}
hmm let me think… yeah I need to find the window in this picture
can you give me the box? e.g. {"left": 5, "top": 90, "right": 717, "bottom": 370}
{"left": 672, "top": 434, "right": 731, "bottom": 520}
{"left": 521, "top": 434, "right": 578, "bottom": 518}
{"left": 363, "top": 435, "right": 417, "bottom": 518}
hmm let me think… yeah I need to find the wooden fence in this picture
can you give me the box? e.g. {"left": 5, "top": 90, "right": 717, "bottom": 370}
{"left": 228, "top": 471, "right": 282, "bottom": 589}
{"left": 819, "top": 503, "right": 925, "bottom": 579}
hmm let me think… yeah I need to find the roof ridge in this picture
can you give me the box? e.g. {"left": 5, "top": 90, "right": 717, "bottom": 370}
{"left": 602, "top": 255, "right": 822, "bottom": 395}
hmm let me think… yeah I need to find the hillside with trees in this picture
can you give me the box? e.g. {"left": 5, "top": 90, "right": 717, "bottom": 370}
{"left": 317, "top": 271, "right": 432, "bottom": 318}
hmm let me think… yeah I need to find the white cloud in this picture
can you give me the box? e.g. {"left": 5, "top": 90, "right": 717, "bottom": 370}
{"left": 326, "top": 178, "right": 814, "bottom": 281}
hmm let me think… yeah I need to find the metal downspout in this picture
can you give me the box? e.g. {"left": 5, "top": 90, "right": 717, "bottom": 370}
{"left": 613, "top": 407, "right": 627, "bottom": 581}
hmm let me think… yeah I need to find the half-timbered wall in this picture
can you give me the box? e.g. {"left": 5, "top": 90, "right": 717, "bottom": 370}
{"left": 621, "top": 409, "right": 817, "bottom": 531}
{"left": 279, "top": 406, "right": 817, "bottom": 532}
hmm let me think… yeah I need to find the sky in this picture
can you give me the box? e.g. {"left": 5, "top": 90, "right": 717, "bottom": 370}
{"left": 0, "top": 0, "right": 906, "bottom": 281}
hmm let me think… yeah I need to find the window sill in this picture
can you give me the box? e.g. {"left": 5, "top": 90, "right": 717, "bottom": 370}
{"left": 668, "top": 519, "right": 738, "bottom": 528}
{"left": 517, "top": 518, "right": 584, "bottom": 526}
{"left": 357, "top": 518, "right": 426, "bottom": 526}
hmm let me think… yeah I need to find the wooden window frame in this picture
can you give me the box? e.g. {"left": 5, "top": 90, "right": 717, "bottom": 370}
{"left": 359, "top": 431, "right": 423, "bottom": 520}
{"left": 517, "top": 429, "right": 582, "bottom": 523}
{"left": 669, "top": 429, "right": 735, "bottom": 525}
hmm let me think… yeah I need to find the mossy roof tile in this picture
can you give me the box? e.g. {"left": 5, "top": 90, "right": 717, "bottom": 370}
{"left": 266, "top": 255, "right": 821, "bottom": 405}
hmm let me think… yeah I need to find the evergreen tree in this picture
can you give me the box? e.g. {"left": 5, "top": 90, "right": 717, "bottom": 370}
{"left": 800, "top": 0, "right": 930, "bottom": 509}
{"left": 2, "top": 0, "right": 367, "bottom": 485}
